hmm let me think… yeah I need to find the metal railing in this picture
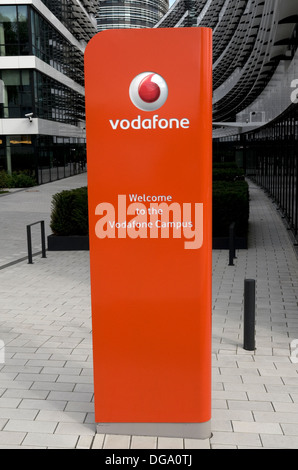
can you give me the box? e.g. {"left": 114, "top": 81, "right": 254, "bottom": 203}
{"left": 26, "top": 220, "right": 47, "bottom": 264}
{"left": 243, "top": 102, "right": 298, "bottom": 242}
{"left": 250, "top": 151, "right": 298, "bottom": 240}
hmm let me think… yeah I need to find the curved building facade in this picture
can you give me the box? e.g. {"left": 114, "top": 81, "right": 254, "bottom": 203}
{"left": 97, "top": 0, "right": 169, "bottom": 31}
{"left": 156, "top": 0, "right": 298, "bottom": 135}
{"left": 157, "top": 0, "right": 298, "bottom": 240}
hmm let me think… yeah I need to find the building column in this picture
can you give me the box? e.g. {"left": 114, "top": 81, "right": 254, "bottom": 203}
{"left": 6, "top": 140, "right": 12, "bottom": 174}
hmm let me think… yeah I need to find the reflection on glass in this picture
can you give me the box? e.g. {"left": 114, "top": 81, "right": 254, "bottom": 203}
{"left": 0, "top": 5, "right": 29, "bottom": 56}
{"left": 0, "top": 69, "right": 32, "bottom": 118}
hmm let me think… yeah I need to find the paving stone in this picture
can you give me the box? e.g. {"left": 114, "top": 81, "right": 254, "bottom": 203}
{"left": 210, "top": 431, "right": 262, "bottom": 447}
{"left": 157, "top": 437, "right": 184, "bottom": 449}
{"left": 91, "top": 433, "right": 105, "bottom": 449}
{"left": 280, "top": 423, "right": 298, "bottom": 436}
{"left": 1, "top": 178, "right": 298, "bottom": 448}
{"left": 232, "top": 421, "right": 282, "bottom": 434}
{"left": 18, "top": 399, "right": 67, "bottom": 410}
{"left": 0, "top": 419, "right": 7, "bottom": 431}
{"left": 130, "top": 435, "right": 157, "bottom": 449}
{"left": 0, "top": 431, "right": 26, "bottom": 446}
{"left": 55, "top": 422, "right": 96, "bottom": 435}
{"left": 247, "top": 391, "right": 292, "bottom": 403}
{"left": 260, "top": 434, "right": 298, "bottom": 449}
{"left": 103, "top": 434, "right": 131, "bottom": 449}
{"left": 184, "top": 438, "right": 211, "bottom": 449}
{"left": 3, "top": 419, "right": 57, "bottom": 433}
{"left": 22, "top": 432, "right": 78, "bottom": 448}
{"left": 76, "top": 435, "right": 94, "bottom": 449}
{"left": 35, "top": 410, "right": 87, "bottom": 423}
{"left": 254, "top": 411, "right": 298, "bottom": 424}
{"left": 47, "top": 391, "right": 93, "bottom": 402}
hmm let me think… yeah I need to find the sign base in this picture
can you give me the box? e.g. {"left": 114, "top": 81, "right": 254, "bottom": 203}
{"left": 96, "top": 421, "right": 211, "bottom": 440}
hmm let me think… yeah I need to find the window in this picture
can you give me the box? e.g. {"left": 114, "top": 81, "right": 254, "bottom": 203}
{"left": 31, "top": 8, "right": 84, "bottom": 86}
{"left": 33, "top": 71, "right": 85, "bottom": 125}
{"left": 0, "top": 5, "right": 29, "bottom": 56}
{"left": 0, "top": 69, "right": 32, "bottom": 118}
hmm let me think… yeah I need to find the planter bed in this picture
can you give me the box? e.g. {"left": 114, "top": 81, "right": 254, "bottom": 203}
{"left": 48, "top": 234, "right": 247, "bottom": 251}
{"left": 47, "top": 234, "right": 89, "bottom": 251}
{"left": 212, "top": 236, "right": 248, "bottom": 250}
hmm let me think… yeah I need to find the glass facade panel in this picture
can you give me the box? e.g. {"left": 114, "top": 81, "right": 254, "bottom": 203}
{"left": 0, "top": 134, "right": 86, "bottom": 185}
{"left": 0, "top": 3, "right": 92, "bottom": 184}
{"left": 0, "top": 134, "right": 36, "bottom": 178}
{"left": 97, "top": 0, "right": 169, "bottom": 30}
{"left": 0, "top": 5, "right": 29, "bottom": 56}
{"left": 30, "top": 8, "right": 84, "bottom": 86}
{"left": 36, "top": 135, "right": 86, "bottom": 185}
{"left": 0, "top": 5, "right": 84, "bottom": 85}
{"left": 33, "top": 71, "right": 85, "bottom": 125}
{"left": 0, "top": 68, "right": 84, "bottom": 124}
{"left": 0, "top": 69, "right": 32, "bottom": 118}
{"left": 0, "top": 136, "right": 8, "bottom": 172}
{"left": 8, "top": 134, "right": 34, "bottom": 174}
{"left": 215, "top": 105, "right": 298, "bottom": 240}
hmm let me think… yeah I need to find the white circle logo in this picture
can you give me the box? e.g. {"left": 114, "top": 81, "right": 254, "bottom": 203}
{"left": 129, "top": 72, "right": 168, "bottom": 112}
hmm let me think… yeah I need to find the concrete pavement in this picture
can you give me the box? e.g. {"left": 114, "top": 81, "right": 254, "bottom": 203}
{"left": 0, "top": 173, "right": 88, "bottom": 268}
{"left": 0, "top": 175, "right": 298, "bottom": 448}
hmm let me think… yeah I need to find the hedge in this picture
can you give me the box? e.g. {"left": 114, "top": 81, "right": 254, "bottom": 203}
{"left": 0, "top": 170, "right": 36, "bottom": 189}
{"left": 212, "top": 180, "right": 249, "bottom": 238}
{"left": 212, "top": 167, "right": 245, "bottom": 182}
{"left": 50, "top": 178, "right": 249, "bottom": 240}
{"left": 50, "top": 186, "right": 88, "bottom": 236}
{"left": 213, "top": 162, "right": 238, "bottom": 169}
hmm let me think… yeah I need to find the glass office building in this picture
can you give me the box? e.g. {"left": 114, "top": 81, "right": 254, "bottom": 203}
{"left": 0, "top": 1, "right": 97, "bottom": 184}
{"left": 156, "top": 0, "right": 298, "bottom": 241}
{"left": 97, "top": 0, "right": 169, "bottom": 31}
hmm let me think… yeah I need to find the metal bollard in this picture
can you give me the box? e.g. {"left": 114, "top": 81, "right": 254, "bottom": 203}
{"left": 243, "top": 279, "right": 256, "bottom": 351}
{"left": 228, "top": 222, "right": 236, "bottom": 266}
{"left": 40, "top": 220, "right": 46, "bottom": 259}
{"left": 27, "top": 225, "right": 33, "bottom": 264}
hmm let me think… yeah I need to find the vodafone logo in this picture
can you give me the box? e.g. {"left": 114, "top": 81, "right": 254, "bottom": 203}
{"left": 108, "top": 71, "right": 190, "bottom": 131}
{"left": 129, "top": 72, "right": 168, "bottom": 112}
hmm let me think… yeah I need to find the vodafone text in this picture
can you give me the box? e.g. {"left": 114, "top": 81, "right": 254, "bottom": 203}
{"left": 95, "top": 194, "right": 203, "bottom": 250}
{"left": 109, "top": 115, "right": 190, "bottom": 130}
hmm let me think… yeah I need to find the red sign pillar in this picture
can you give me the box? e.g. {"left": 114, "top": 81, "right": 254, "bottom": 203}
{"left": 85, "top": 27, "right": 212, "bottom": 439}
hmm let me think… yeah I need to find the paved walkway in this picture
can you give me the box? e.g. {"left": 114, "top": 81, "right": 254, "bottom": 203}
{"left": 0, "top": 176, "right": 298, "bottom": 448}
{"left": 0, "top": 173, "right": 88, "bottom": 268}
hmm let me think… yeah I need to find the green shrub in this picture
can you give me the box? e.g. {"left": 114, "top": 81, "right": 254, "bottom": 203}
{"left": 0, "top": 170, "right": 36, "bottom": 188}
{"left": 49, "top": 179, "right": 249, "bottom": 241}
{"left": 213, "top": 181, "right": 249, "bottom": 237}
{"left": 0, "top": 171, "right": 9, "bottom": 189}
{"left": 11, "top": 172, "right": 37, "bottom": 188}
{"left": 50, "top": 186, "right": 88, "bottom": 236}
{"left": 212, "top": 167, "right": 244, "bottom": 182}
{"left": 213, "top": 162, "right": 238, "bottom": 169}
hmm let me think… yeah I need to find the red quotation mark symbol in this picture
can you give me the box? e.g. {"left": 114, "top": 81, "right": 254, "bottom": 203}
{"left": 138, "top": 74, "right": 161, "bottom": 103}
